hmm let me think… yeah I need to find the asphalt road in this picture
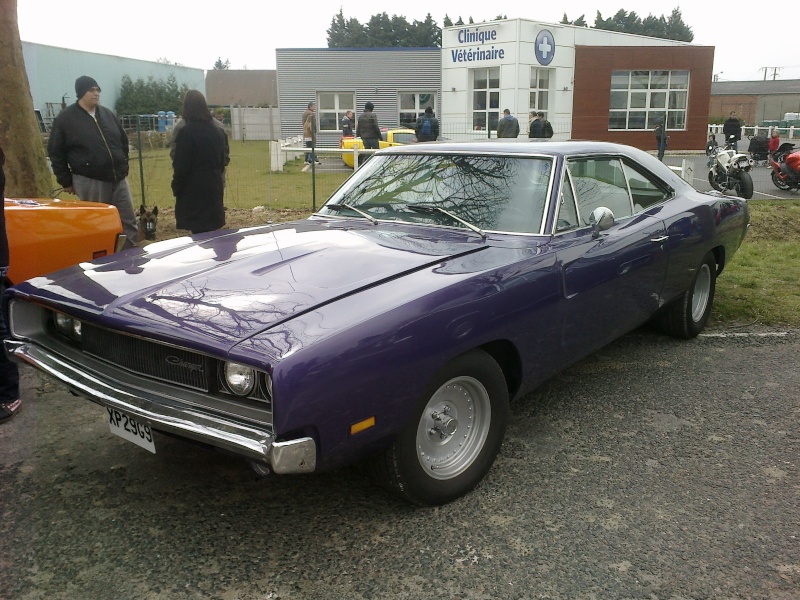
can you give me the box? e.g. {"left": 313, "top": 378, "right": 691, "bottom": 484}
{"left": 1, "top": 324, "right": 798, "bottom": 600}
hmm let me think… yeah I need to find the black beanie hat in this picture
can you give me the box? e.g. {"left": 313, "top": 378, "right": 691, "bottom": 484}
{"left": 75, "top": 76, "right": 100, "bottom": 99}
{"left": 365, "top": 101, "right": 374, "bottom": 111}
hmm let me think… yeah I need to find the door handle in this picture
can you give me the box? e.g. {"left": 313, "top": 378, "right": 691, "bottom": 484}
{"left": 650, "top": 236, "right": 669, "bottom": 243}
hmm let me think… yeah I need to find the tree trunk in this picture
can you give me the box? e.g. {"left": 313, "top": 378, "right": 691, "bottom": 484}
{"left": 0, "top": 0, "right": 52, "bottom": 197}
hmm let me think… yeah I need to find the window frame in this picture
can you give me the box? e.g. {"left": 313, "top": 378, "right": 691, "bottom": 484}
{"left": 528, "top": 67, "right": 552, "bottom": 120}
{"left": 317, "top": 92, "right": 354, "bottom": 132}
{"left": 608, "top": 70, "right": 690, "bottom": 132}
{"left": 471, "top": 67, "right": 500, "bottom": 132}
{"left": 398, "top": 92, "right": 437, "bottom": 129}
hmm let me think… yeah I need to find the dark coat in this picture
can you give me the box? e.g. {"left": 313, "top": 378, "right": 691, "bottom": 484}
{"left": 171, "top": 121, "right": 227, "bottom": 233}
{"left": 723, "top": 117, "right": 742, "bottom": 142}
{"left": 356, "top": 110, "right": 382, "bottom": 141}
{"left": 47, "top": 102, "right": 129, "bottom": 187}
{"left": 414, "top": 115, "right": 439, "bottom": 142}
{"left": 496, "top": 115, "right": 520, "bottom": 138}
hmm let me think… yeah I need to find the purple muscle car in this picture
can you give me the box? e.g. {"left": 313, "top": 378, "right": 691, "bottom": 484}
{"left": 4, "top": 141, "right": 750, "bottom": 505}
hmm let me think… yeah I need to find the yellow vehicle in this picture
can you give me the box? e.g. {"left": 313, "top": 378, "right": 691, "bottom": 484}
{"left": 4, "top": 197, "right": 125, "bottom": 285}
{"left": 340, "top": 128, "right": 417, "bottom": 168}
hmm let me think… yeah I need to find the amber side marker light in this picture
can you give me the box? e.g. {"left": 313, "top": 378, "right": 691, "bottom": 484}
{"left": 92, "top": 250, "right": 108, "bottom": 259}
{"left": 350, "top": 416, "right": 376, "bottom": 436}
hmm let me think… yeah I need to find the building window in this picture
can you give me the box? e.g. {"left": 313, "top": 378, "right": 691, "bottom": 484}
{"left": 318, "top": 92, "right": 354, "bottom": 132}
{"left": 472, "top": 67, "right": 500, "bottom": 131}
{"left": 399, "top": 92, "right": 436, "bottom": 128}
{"left": 529, "top": 68, "right": 551, "bottom": 118}
{"left": 608, "top": 70, "right": 689, "bottom": 131}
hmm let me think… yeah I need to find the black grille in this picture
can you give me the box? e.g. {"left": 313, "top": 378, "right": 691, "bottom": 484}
{"left": 83, "top": 325, "right": 211, "bottom": 391}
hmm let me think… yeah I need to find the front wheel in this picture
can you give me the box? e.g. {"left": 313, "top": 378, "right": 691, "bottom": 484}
{"left": 736, "top": 172, "right": 754, "bottom": 199}
{"left": 708, "top": 169, "right": 723, "bottom": 192}
{"left": 656, "top": 252, "right": 716, "bottom": 339}
{"left": 368, "top": 349, "right": 509, "bottom": 506}
{"left": 771, "top": 170, "right": 792, "bottom": 191}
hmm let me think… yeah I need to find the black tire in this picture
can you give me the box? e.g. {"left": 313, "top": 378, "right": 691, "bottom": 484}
{"left": 708, "top": 169, "right": 723, "bottom": 192}
{"left": 736, "top": 172, "right": 754, "bottom": 199}
{"left": 368, "top": 349, "right": 509, "bottom": 506}
{"left": 656, "top": 252, "right": 716, "bottom": 339}
{"left": 772, "top": 170, "right": 792, "bottom": 191}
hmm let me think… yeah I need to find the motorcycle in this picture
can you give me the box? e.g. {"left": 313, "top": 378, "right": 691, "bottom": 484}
{"left": 708, "top": 135, "right": 755, "bottom": 199}
{"left": 769, "top": 142, "right": 800, "bottom": 191}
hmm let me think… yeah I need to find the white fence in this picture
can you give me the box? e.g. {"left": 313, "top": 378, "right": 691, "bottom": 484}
{"left": 711, "top": 124, "right": 798, "bottom": 140}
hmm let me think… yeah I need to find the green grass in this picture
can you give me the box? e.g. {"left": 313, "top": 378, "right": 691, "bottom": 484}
{"left": 125, "top": 141, "right": 350, "bottom": 212}
{"left": 63, "top": 144, "right": 799, "bottom": 327}
{"left": 713, "top": 200, "right": 800, "bottom": 327}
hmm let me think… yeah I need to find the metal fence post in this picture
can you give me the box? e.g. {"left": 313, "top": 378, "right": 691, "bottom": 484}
{"left": 136, "top": 116, "right": 145, "bottom": 208}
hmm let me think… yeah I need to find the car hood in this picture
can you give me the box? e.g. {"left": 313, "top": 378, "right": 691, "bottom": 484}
{"left": 18, "top": 220, "right": 488, "bottom": 348}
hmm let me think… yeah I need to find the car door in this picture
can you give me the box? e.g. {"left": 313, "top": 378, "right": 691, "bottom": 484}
{"left": 553, "top": 157, "right": 669, "bottom": 357}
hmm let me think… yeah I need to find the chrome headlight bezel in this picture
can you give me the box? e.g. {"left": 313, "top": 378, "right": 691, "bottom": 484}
{"left": 223, "top": 362, "right": 257, "bottom": 396}
{"left": 53, "top": 312, "right": 83, "bottom": 342}
{"left": 219, "top": 361, "right": 273, "bottom": 404}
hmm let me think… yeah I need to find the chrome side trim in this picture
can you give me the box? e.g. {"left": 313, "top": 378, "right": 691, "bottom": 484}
{"left": 5, "top": 339, "right": 316, "bottom": 474}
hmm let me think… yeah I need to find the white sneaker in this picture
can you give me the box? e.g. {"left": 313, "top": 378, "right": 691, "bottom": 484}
{"left": 314, "top": 160, "right": 322, "bottom": 165}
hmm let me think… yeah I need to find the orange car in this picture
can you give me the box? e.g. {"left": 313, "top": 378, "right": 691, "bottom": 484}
{"left": 4, "top": 197, "right": 125, "bottom": 285}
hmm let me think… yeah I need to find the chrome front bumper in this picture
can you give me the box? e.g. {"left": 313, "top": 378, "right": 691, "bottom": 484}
{"left": 5, "top": 339, "right": 316, "bottom": 475}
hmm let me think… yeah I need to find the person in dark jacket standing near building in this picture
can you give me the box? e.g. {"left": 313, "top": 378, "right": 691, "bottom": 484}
{"left": 496, "top": 109, "right": 520, "bottom": 138}
{"left": 357, "top": 102, "right": 382, "bottom": 149}
{"left": 47, "top": 76, "right": 137, "bottom": 246}
{"left": 723, "top": 111, "right": 742, "bottom": 151}
{"left": 654, "top": 119, "right": 669, "bottom": 161}
{"left": 171, "top": 90, "right": 228, "bottom": 235}
{"left": 0, "top": 146, "right": 21, "bottom": 424}
{"left": 415, "top": 106, "right": 439, "bottom": 142}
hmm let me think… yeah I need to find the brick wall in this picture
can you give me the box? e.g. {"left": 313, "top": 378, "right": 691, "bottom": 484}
{"left": 573, "top": 46, "right": 714, "bottom": 151}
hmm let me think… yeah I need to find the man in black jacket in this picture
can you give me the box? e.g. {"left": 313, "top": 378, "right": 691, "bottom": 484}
{"left": 722, "top": 111, "right": 742, "bottom": 151}
{"left": 415, "top": 106, "right": 439, "bottom": 142}
{"left": 48, "top": 76, "right": 137, "bottom": 245}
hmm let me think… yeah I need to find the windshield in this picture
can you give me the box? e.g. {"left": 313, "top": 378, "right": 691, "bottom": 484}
{"left": 319, "top": 153, "right": 554, "bottom": 235}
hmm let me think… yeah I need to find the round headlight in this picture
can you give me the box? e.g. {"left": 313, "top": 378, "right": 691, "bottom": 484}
{"left": 72, "top": 319, "right": 82, "bottom": 341}
{"left": 224, "top": 362, "right": 256, "bottom": 396}
{"left": 55, "top": 313, "right": 73, "bottom": 336}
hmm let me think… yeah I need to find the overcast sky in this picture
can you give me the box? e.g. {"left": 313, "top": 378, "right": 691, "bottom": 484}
{"left": 16, "top": 0, "right": 798, "bottom": 82}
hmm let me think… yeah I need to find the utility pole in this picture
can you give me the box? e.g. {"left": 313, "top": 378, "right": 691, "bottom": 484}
{"left": 760, "top": 67, "right": 782, "bottom": 80}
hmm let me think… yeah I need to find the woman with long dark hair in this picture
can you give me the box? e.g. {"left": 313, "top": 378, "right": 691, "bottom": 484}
{"left": 171, "top": 90, "right": 228, "bottom": 234}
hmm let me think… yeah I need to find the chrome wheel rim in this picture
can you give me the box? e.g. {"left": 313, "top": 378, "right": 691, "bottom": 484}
{"left": 416, "top": 376, "right": 491, "bottom": 480}
{"left": 691, "top": 263, "right": 712, "bottom": 322}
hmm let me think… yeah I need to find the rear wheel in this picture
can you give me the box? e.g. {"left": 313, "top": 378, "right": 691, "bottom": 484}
{"left": 736, "top": 172, "right": 754, "bottom": 199}
{"left": 656, "top": 252, "right": 716, "bottom": 339}
{"left": 772, "top": 170, "right": 792, "bottom": 191}
{"left": 708, "top": 170, "right": 723, "bottom": 192}
{"left": 368, "top": 349, "right": 508, "bottom": 506}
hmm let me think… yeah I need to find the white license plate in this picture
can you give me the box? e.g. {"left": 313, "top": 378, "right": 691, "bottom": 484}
{"left": 106, "top": 407, "right": 156, "bottom": 454}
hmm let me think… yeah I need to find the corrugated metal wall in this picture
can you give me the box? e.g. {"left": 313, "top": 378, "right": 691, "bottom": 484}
{"left": 277, "top": 48, "right": 441, "bottom": 147}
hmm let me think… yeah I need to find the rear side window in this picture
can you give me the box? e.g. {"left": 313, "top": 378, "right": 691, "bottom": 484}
{"left": 568, "top": 158, "right": 633, "bottom": 224}
{"left": 622, "top": 162, "right": 671, "bottom": 211}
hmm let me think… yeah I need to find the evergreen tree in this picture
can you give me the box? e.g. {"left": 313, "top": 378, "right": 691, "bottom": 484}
{"left": 213, "top": 57, "right": 230, "bottom": 70}
{"left": 665, "top": 8, "right": 693, "bottom": 42}
{"left": 327, "top": 10, "right": 347, "bottom": 47}
{"left": 115, "top": 74, "right": 189, "bottom": 115}
{"left": 594, "top": 7, "right": 692, "bottom": 41}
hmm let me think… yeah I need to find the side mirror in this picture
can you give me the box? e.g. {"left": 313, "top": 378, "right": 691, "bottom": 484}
{"left": 589, "top": 207, "right": 614, "bottom": 237}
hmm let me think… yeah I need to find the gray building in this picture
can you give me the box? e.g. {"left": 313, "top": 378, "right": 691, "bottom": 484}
{"left": 710, "top": 79, "right": 800, "bottom": 124}
{"left": 276, "top": 47, "right": 441, "bottom": 147}
{"left": 206, "top": 70, "right": 277, "bottom": 107}
{"left": 22, "top": 41, "right": 205, "bottom": 127}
